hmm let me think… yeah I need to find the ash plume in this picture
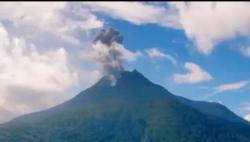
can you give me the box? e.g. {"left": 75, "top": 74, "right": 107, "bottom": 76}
{"left": 91, "top": 28, "right": 125, "bottom": 85}
{"left": 94, "top": 28, "right": 123, "bottom": 46}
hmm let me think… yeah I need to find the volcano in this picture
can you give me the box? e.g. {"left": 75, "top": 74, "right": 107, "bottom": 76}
{"left": 0, "top": 70, "right": 249, "bottom": 142}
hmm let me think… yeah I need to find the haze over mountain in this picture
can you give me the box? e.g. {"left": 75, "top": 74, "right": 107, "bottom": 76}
{"left": 0, "top": 28, "right": 249, "bottom": 142}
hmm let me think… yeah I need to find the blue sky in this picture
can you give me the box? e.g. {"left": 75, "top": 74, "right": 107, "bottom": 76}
{"left": 0, "top": 2, "right": 250, "bottom": 122}
{"left": 87, "top": 2, "right": 250, "bottom": 120}
{"left": 108, "top": 17, "right": 250, "bottom": 117}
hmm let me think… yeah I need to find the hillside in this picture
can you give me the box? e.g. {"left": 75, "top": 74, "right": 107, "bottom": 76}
{"left": 0, "top": 70, "right": 249, "bottom": 142}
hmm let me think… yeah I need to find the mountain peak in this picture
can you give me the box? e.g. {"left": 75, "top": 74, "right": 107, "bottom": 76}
{"left": 119, "top": 70, "right": 150, "bottom": 83}
{"left": 94, "top": 70, "right": 151, "bottom": 88}
{"left": 2, "top": 69, "right": 250, "bottom": 142}
{"left": 132, "top": 69, "right": 140, "bottom": 74}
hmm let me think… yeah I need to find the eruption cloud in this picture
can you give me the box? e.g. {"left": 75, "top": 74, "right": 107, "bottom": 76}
{"left": 91, "top": 28, "right": 127, "bottom": 85}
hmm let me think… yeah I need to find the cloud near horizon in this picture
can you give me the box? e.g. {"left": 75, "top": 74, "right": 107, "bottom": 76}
{"left": 0, "top": 2, "right": 107, "bottom": 122}
{"left": 0, "top": 22, "right": 81, "bottom": 122}
{"left": 244, "top": 114, "right": 250, "bottom": 121}
{"left": 215, "top": 81, "right": 249, "bottom": 94}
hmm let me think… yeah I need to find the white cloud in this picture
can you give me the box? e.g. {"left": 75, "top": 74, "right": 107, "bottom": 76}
{"left": 242, "top": 103, "right": 250, "bottom": 111}
{"left": 174, "top": 62, "right": 212, "bottom": 84}
{"left": 169, "top": 2, "right": 250, "bottom": 55}
{"left": 0, "top": 2, "right": 103, "bottom": 44}
{"left": 78, "top": 2, "right": 250, "bottom": 56}
{"left": 0, "top": 23, "right": 88, "bottom": 123}
{"left": 0, "top": 3, "right": 153, "bottom": 122}
{"left": 244, "top": 114, "right": 250, "bottom": 121}
{"left": 0, "top": 24, "right": 78, "bottom": 92}
{"left": 0, "top": 3, "right": 107, "bottom": 123}
{"left": 82, "top": 2, "right": 180, "bottom": 28}
{"left": 241, "top": 103, "right": 250, "bottom": 122}
{"left": 239, "top": 102, "right": 250, "bottom": 122}
{"left": 145, "top": 48, "right": 177, "bottom": 65}
{"left": 81, "top": 2, "right": 250, "bottom": 55}
{"left": 215, "top": 81, "right": 249, "bottom": 93}
{"left": 241, "top": 46, "right": 250, "bottom": 57}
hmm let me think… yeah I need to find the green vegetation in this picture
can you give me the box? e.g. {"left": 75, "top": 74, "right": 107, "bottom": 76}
{"left": 0, "top": 70, "right": 249, "bottom": 142}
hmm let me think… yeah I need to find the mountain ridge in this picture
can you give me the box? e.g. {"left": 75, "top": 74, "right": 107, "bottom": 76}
{"left": 0, "top": 70, "right": 250, "bottom": 142}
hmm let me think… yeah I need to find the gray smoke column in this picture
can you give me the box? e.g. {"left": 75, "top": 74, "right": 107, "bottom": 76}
{"left": 92, "top": 28, "right": 125, "bottom": 84}
{"left": 94, "top": 28, "right": 123, "bottom": 46}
